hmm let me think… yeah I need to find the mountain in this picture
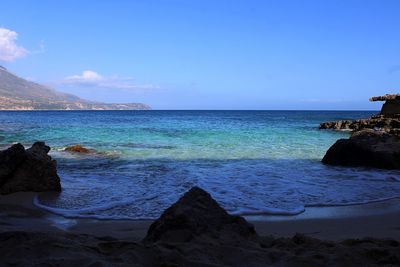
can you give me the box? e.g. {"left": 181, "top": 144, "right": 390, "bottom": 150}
{"left": 0, "top": 66, "right": 151, "bottom": 110}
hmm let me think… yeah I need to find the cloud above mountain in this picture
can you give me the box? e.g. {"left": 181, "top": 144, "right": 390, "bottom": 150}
{"left": 0, "top": 28, "right": 28, "bottom": 62}
{"left": 66, "top": 70, "right": 103, "bottom": 84}
{"left": 64, "top": 70, "right": 159, "bottom": 90}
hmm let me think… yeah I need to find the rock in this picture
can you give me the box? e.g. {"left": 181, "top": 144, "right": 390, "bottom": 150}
{"left": 319, "top": 119, "right": 359, "bottom": 131}
{"left": 369, "top": 94, "right": 400, "bottom": 102}
{"left": 64, "top": 144, "right": 91, "bottom": 153}
{"left": 320, "top": 94, "right": 400, "bottom": 134}
{"left": 381, "top": 99, "right": 400, "bottom": 116}
{"left": 319, "top": 114, "right": 400, "bottom": 136}
{"left": 370, "top": 94, "right": 400, "bottom": 116}
{"left": 0, "top": 143, "right": 26, "bottom": 186}
{"left": 322, "top": 129, "right": 400, "bottom": 169}
{"left": 0, "top": 142, "right": 61, "bottom": 194}
{"left": 144, "top": 186, "right": 257, "bottom": 244}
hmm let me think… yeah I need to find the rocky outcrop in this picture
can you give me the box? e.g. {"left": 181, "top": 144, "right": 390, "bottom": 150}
{"left": 64, "top": 144, "right": 91, "bottom": 153}
{"left": 322, "top": 129, "right": 400, "bottom": 169}
{"left": 0, "top": 143, "right": 27, "bottom": 186}
{"left": 320, "top": 94, "right": 400, "bottom": 168}
{"left": 319, "top": 114, "right": 400, "bottom": 136}
{"left": 320, "top": 94, "right": 400, "bottom": 135}
{"left": 0, "top": 142, "right": 61, "bottom": 194}
{"left": 370, "top": 94, "right": 400, "bottom": 116}
{"left": 144, "top": 186, "right": 257, "bottom": 244}
{"left": 370, "top": 94, "right": 400, "bottom": 101}
{"left": 320, "top": 119, "right": 359, "bottom": 131}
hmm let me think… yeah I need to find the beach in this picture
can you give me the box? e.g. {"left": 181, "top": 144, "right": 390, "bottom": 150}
{"left": 1, "top": 192, "right": 400, "bottom": 266}
{"left": 2, "top": 0, "right": 400, "bottom": 264}
{"left": 2, "top": 192, "right": 400, "bottom": 241}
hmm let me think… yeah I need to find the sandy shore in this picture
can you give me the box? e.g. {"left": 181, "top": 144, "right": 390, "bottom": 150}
{"left": 1, "top": 192, "right": 400, "bottom": 266}
{"left": 1, "top": 192, "right": 400, "bottom": 241}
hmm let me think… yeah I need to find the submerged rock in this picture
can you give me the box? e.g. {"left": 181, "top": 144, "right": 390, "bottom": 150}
{"left": 64, "top": 144, "right": 91, "bottom": 153}
{"left": 144, "top": 186, "right": 257, "bottom": 244}
{"left": 0, "top": 142, "right": 61, "bottom": 194}
{"left": 322, "top": 129, "right": 400, "bottom": 169}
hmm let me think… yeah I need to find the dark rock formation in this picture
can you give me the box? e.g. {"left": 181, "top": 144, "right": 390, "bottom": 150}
{"left": 144, "top": 186, "right": 257, "bottom": 244}
{"left": 370, "top": 94, "right": 400, "bottom": 115}
{"left": 0, "top": 142, "right": 61, "bottom": 194}
{"left": 0, "top": 143, "right": 27, "bottom": 186}
{"left": 64, "top": 144, "right": 91, "bottom": 153}
{"left": 322, "top": 129, "right": 400, "bottom": 169}
{"left": 320, "top": 94, "right": 400, "bottom": 169}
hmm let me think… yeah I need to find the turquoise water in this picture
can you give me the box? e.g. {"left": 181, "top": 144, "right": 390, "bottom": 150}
{"left": 1, "top": 110, "right": 399, "bottom": 219}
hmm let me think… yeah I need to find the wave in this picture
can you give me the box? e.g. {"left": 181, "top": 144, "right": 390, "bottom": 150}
{"left": 229, "top": 206, "right": 306, "bottom": 216}
{"left": 34, "top": 193, "right": 400, "bottom": 220}
{"left": 33, "top": 193, "right": 159, "bottom": 220}
{"left": 306, "top": 196, "right": 400, "bottom": 208}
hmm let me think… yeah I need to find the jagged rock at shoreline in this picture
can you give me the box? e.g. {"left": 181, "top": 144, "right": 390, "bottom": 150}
{"left": 0, "top": 66, "right": 151, "bottom": 110}
{"left": 144, "top": 186, "right": 257, "bottom": 244}
{"left": 322, "top": 129, "right": 400, "bottom": 169}
{"left": 0, "top": 143, "right": 26, "bottom": 185}
{"left": 320, "top": 94, "right": 400, "bottom": 169}
{"left": 320, "top": 94, "right": 400, "bottom": 135}
{"left": 370, "top": 93, "right": 400, "bottom": 115}
{"left": 320, "top": 114, "right": 400, "bottom": 136}
{"left": 0, "top": 142, "right": 61, "bottom": 194}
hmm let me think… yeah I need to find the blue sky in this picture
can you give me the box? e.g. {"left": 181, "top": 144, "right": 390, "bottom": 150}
{"left": 0, "top": 0, "right": 399, "bottom": 109}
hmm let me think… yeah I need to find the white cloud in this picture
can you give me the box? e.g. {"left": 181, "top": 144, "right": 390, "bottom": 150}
{"left": 66, "top": 70, "right": 104, "bottom": 83}
{"left": 64, "top": 70, "right": 159, "bottom": 90}
{"left": 0, "top": 27, "right": 28, "bottom": 62}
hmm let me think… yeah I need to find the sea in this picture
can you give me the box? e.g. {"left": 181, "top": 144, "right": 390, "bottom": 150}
{"left": 1, "top": 110, "right": 399, "bottom": 220}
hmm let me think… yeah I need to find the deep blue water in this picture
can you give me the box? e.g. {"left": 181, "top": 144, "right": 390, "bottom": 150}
{"left": 1, "top": 110, "right": 399, "bottom": 219}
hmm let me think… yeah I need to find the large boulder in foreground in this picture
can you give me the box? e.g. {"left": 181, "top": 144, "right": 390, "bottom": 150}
{"left": 0, "top": 143, "right": 27, "bottom": 186}
{"left": 322, "top": 129, "right": 400, "bottom": 169}
{"left": 144, "top": 187, "right": 257, "bottom": 244}
{"left": 0, "top": 142, "right": 61, "bottom": 194}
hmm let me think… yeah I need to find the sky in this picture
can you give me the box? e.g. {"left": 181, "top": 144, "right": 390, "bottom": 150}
{"left": 0, "top": 0, "right": 399, "bottom": 110}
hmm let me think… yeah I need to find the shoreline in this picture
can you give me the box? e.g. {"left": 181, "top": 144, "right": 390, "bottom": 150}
{"left": 1, "top": 192, "right": 400, "bottom": 241}
{"left": 2, "top": 191, "right": 400, "bottom": 266}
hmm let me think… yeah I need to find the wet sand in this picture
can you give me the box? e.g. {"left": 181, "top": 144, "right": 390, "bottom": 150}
{"left": 1, "top": 192, "right": 400, "bottom": 241}
{"left": 1, "top": 192, "right": 400, "bottom": 266}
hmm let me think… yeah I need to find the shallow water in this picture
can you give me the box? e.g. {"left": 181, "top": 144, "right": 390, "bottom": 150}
{"left": 1, "top": 110, "right": 399, "bottom": 219}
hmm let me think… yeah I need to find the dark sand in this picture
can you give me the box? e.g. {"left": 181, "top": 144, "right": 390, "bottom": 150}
{"left": 1, "top": 193, "right": 400, "bottom": 266}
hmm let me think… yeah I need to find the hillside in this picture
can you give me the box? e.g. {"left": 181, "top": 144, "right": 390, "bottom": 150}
{"left": 0, "top": 66, "right": 150, "bottom": 110}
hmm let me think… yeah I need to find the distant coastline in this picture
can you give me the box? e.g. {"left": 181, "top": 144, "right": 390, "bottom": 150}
{"left": 0, "top": 67, "right": 150, "bottom": 110}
